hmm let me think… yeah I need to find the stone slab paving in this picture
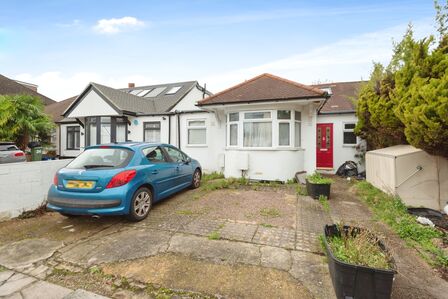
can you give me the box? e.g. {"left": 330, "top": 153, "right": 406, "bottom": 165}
{"left": 0, "top": 270, "right": 107, "bottom": 299}
{"left": 252, "top": 226, "right": 296, "bottom": 249}
{"left": 60, "top": 228, "right": 172, "bottom": 266}
{"left": 0, "top": 239, "right": 63, "bottom": 269}
{"left": 179, "top": 218, "right": 226, "bottom": 237}
{"left": 219, "top": 221, "right": 258, "bottom": 242}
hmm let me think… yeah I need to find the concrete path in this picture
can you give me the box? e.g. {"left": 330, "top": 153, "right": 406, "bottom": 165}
{"left": 0, "top": 269, "right": 108, "bottom": 299}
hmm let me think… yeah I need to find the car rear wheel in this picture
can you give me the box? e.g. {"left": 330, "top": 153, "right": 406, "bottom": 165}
{"left": 127, "top": 187, "right": 152, "bottom": 222}
{"left": 191, "top": 169, "right": 201, "bottom": 189}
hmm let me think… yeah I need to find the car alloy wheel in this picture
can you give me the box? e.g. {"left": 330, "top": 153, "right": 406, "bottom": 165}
{"left": 133, "top": 190, "right": 151, "bottom": 217}
{"left": 193, "top": 169, "right": 201, "bottom": 188}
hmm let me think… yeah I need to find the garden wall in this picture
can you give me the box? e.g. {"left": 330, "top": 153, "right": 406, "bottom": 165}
{"left": 0, "top": 159, "right": 72, "bottom": 221}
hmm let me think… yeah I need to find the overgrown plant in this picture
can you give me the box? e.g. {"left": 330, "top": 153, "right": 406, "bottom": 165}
{"left": 319, "top": 195, "right": 330, "bottom": 212}
{"left": 326, "top": 224, "right": 392, "bottom": 269}
{"left": 355, "top": 181, "right": 448, "bottom": 268}
{"left": 306, "top": 172, "right": 333, "bottom": 184}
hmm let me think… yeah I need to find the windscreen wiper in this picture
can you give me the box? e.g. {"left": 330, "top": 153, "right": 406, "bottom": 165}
{"left": 83, "top": 164, "right": 114, "bottom": 169}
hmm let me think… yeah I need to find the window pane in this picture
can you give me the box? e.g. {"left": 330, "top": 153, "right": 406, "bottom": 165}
{"left": 144, "top": 122, "right": 161, "bottom": 143}
{"left": 116, "top": 123, "right": 126, "bottom": 142}
{"left": 229, "top": 113, "right": 239, "bottom": 122}
{"left": 67, "top": 132, "right": 74, "bottom": 149}
{"left": 243, "top": 122, "right": 272, "bottom": 147}
{"left": 244, "top": 112, "right": 271, "bottom": 119}
{"left": 344, "top": 132, "right": 357, "bottom": 144}
{"left": 144, "top": 122, "right": 160, "bottom": 129}
{"left": 100, "top": 123, "right": 111, "bottom": 144}
{"left": 229, "top": 124, "right": 238, "bottom": 146}
{"left": 344, "top": 123, "right": 356, "bottom": 130}
{"left": 277, "top": 110, "right": 291, "bottom": 120}
{"left": 100, "top": 117, "right": 111, "bottom": 123}
{"left": 142, "top": 147, "right": 166, "bottom": 163}
{"left": 188, "top": 129, "right": 206, "bottom": 144}
{"left": 295, "top": 111, "right": 301, "bottom": 121}
{"left": 188, "top": 120, "right": 205, "bottom": 127}
{"left": 89, "top": 123, "right": 97, "bottom": 146}
{"left": 295, "top": 122, "right": 301, "bottom": 147}
{"left": 279, "top": 123, "right": 290, "bottom": 146}
{"left": 67, "top": 148, "right": 133, "bottom": 169}
{"left": 75, "top": 131, "right": 80, "bottom": 148}
{"left": 165, "top": 147, "right": 185, "bottom": 162}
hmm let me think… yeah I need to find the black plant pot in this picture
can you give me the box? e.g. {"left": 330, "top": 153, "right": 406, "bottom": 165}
{"left": 323, "top": 225, "right": 396, "bottom": 299}
{"left": 306, "top": 179, "right": 331, "bottom": 199}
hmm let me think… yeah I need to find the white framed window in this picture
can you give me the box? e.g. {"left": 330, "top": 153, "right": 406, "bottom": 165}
{"left": 343, "top": 123, "right": 357, "bottom": 145}
{"left": 243, "top": 111, "right": 272, "bottom": 147}
{"left": 228, "top": 112, "right": 239, "bottom": 146}
{"left": 278, "top": 110, "right": 291, "bottom": 146}
{"left": 294, "top": 111, "right": 301, "bottom": 147}
{"left": 187, "top": 119, "right": 206, "bottom": 146}
{"left": 144, "top": 122, "right": 161, "bottom": 143}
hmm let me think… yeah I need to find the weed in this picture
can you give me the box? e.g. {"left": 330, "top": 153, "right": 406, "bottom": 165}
{"left": 208, "top": 231, "right": 221, "bottom": 240}
{"left": 0, "top": 265, "right": 6, "bottom": 272}
{"left": 259, "top": 208, "right": 281, "bottom": 218}
{"left": 296, "top": 185, "right": 308, "bottom": 196}
{"left": 260, "top": 223, "right": 275, "bottom": 228}
{"left": 326, "top": 225, "right": 392, "bottom": 269}
{"left": 202, "top": 172, "right": 225, "bottom": 182}
{"left": 286, "top": 178, "right": 296, "bottom": 185}
{"left": 193, "top": 194, "right": 201, "bottom": 200}
{"left": 176, "top": 210, "right": 195, "bottom": 215}
{"left": 355, "top": 181, "right": 448, "bottom": 268}
{"left": 18, "top": 201, "right": 48, "bottom": 219}
{"left": 88, "top": 266, "right": 102, "bottom": 275}
{"left": 306, "top": 172, "right": 333, "bottom": 184}
{"left": 318, "top": 195, "right": 330, "bottom": 212}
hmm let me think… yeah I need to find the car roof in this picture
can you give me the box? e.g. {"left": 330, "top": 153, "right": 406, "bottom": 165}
{"left": 87, "top": 142, "right": 172, "bottom": 150}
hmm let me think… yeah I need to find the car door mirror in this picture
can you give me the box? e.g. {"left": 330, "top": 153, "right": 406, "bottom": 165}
{"left": 184, "top": 157, "right": 192, "bottom": 164}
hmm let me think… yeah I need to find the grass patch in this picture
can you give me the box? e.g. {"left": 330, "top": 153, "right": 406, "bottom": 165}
{"left": 202, "top": 172, "right": 225, "bottom": 183}
{"left": 296, "top": 185, "right": 308, "bottom": 196}
{"left": 260, "top": 223, "right": 275, "bottom": 228}
{"left": 355, "top": 181, "right": 448, "bottom": 269}
{"left": 176, "top": 210, "right": 196, "bottom": 216}
{"left": 208, "top": 231, "right": 221, "bottom": 240}
{"left": 326, "top": 226, "right": 392, "bottom": 270}
{"left": 306, "top": 172, "right": 333, "bottom": 184}
{"left": 259, "top": 208, "right": 281, "bottom": 218}
{"left": 0, "top": 265, "right": 6, "bottom": 272}
{"left": 318, "top": 195, "right": 330, "bottom": 212}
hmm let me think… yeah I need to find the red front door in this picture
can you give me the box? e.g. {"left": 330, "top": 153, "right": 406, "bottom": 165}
{"left": 316, "top": 123, "right": 333, "bottom": 168}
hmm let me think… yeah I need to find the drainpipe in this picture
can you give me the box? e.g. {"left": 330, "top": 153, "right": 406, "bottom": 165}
{"left": 177, "top": 111, "right": 181, "bottom": 150}
{"left": 168, "top": 114, "right": 171, "bottom": 144}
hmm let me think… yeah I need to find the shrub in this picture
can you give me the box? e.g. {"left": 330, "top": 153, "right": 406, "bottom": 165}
{"left": 306, "top": 172, "right": 333, "bottom": 184}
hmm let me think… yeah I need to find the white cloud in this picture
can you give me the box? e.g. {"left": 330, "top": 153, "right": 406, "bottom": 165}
{"left": 93, "top": 16, "right": 145, "bottom": 34}
{"left": 202, "top": 20, "right": 434, "bottom": 91}
{"left": 13, "top": 72, "right": 156, "bottom": 101}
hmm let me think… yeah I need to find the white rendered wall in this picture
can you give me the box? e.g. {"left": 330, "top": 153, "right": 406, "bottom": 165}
{"left": 67, "top": 90, "right": 119, "bottom": 118}
{"left": 0, "top": 159, "right": 72, "bottom": 221}
{"left": 316, "top": 113, "right": 361, "bottom": 173}
{"left": 170, "top": 87, "right": 206, "bottom": 111}
{"left": 128, "top": 115, "right": 171, "bottom": 144}
{"left": 60, "top": 124, "right": 84, "bottom": 157}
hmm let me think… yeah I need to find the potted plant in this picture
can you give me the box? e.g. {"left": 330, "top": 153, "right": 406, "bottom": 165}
{"left": 323, "top": 224, "right": 396, "bottom": 299}
{"left": 306, "top": 172, "right": 333, "bottom": 199}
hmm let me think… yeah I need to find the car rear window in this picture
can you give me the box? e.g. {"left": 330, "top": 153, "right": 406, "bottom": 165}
{"left": 0, "top": 145, "right": 19, "bottom": 151}
{"left": 66, "top": 148, "right": 133, "bottom": 169}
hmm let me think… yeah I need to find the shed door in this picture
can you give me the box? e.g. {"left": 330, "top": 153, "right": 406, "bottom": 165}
{"left": 316, "top": 123, "right": 333, "bottom": 168}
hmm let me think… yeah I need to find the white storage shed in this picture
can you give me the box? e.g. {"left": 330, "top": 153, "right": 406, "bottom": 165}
{"left": 366, "top": 145, "right": 448, "bottom": 211}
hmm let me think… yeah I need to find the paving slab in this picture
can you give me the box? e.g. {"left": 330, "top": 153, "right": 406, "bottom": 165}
{"left": 260, "top": 246, "right": 292, "bottom": 271}
{"left": 61, "top": 229, "right": 172, "bottom": 266}
{"left": 63, "top": 289, "right": 109, "bottom": 299}
{"left": 168, "top": 233, "right": 260, "bottom": 266}
{"left": 179, "top": 218, "right": 226, "bottom": 237}
{"left": 0, "top": 273, "right": 36, "bottom": 297}
{"left": 289, "top": 250, "right": 335, "bottom": 299}
{"left": 0, "top": 270, "right": 14, "bottom": 285}
{"left": 252, "top": 226, "right": 295, "bottom": 249}
{"left": 21, "top": 280, "right": 72, "bottom": 299}
{"left": 219, "top": 222, "right": 258, "bottom": 242}
{"left": 0, "top": 239, "right": 63, "bottom": 269}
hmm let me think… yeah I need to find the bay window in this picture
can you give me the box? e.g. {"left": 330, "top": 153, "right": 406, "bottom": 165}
{"left": 187, "top": 119, "right": 206, "bottom": 145}
{"left": 227, "top": 110, "right": 302, "bottom": 148}
{"left": 66, "top": 126, "right": 80, "bottom": 150}
{"left": 86, "top": 116, "right": 128, "bottom": 145}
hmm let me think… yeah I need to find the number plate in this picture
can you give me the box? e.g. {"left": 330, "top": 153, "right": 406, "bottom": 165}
{"left": 66, "top": 180, "right": 94, "bottom": 189}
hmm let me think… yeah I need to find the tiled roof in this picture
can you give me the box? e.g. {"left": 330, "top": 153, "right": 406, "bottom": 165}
{"left": 0, "top": 74, "right": 55, "bottom": 105}
{"left": 313, "top": 81, "right": 363, "bottom": 114}
{"left": 44, "top": 96, "right": 77, "bottom": 122}
{"left": 197, "top": 73, "right": 326, "bottom": 106}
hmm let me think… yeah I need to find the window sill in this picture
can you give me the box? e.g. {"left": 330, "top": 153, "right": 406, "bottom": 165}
{"left": 186, "top": 144, "right": 208, "bottom": 148}
{"left": 66, "top": 148, "right": 80, "bottom": 151}
{"left": 225, "top": 147, "right": 304, "bottom": 151}
{"left": 342, "top": 144, "right": 357, "bottom": 148}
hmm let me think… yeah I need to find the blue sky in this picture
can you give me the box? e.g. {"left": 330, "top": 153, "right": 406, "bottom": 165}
{"left": 0, "top": 0, "right": 438, "bottom": 100}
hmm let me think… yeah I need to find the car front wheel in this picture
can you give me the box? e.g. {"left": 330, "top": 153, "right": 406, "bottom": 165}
{"left": 127, "top": 187, "right": 152, "bottom": 222}
{"left": 191, "top": 169, "right": 201, "bottom": 189}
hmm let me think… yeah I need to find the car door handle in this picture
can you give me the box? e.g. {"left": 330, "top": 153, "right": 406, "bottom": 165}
{"left": 151, "top": 170, "right": 159, "bottom": 174}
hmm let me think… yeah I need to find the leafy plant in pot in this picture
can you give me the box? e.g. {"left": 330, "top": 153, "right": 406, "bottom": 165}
{"left": 306, "top": 172, "right": 333, "bottom": 199}
{"left": 323, "top": 224, "right": 396, "bottom": 299}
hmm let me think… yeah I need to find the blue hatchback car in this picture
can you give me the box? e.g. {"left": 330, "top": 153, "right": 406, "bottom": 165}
{"left": 47, "top": 143, "right": 202, "bottom": 221}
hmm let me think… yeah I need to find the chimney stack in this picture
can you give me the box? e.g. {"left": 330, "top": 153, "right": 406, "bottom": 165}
{"left": 128, "top": 83, "right": 135, "bottom": 88}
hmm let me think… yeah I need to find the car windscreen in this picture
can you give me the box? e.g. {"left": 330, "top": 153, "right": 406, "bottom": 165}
{"left": 66, "top": 148, "right": 133, "bottom": 169}
{"left": 0, "top": 145, "right": 19, "bottom": 151}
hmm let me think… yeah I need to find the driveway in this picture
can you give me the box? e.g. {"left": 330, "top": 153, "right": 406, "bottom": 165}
{"left": 0, "top": 178, "right": 446, "bottom": 298}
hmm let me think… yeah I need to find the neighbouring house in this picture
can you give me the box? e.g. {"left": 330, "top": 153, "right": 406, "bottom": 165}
{"left": 313, "top": 81, "right": 363, "bottom": 172}
{"left": 0, "top": 74, "right": 55, "bottom": 105}
{"left": 55, "top": 73, "right": 362, "bottom": 181}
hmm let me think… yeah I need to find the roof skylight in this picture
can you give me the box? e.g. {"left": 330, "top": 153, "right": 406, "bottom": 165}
{"left": 145, "top": 87, "right": 166, "bottom": 97}
{"left": 129, "top": 89, "right": 142, "bottom": 95}
{"left": 137, "top": 89, "right": 151, "bottom": 97}
{"left": 165, "top": 86, "right": 181, "bottom": 95}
